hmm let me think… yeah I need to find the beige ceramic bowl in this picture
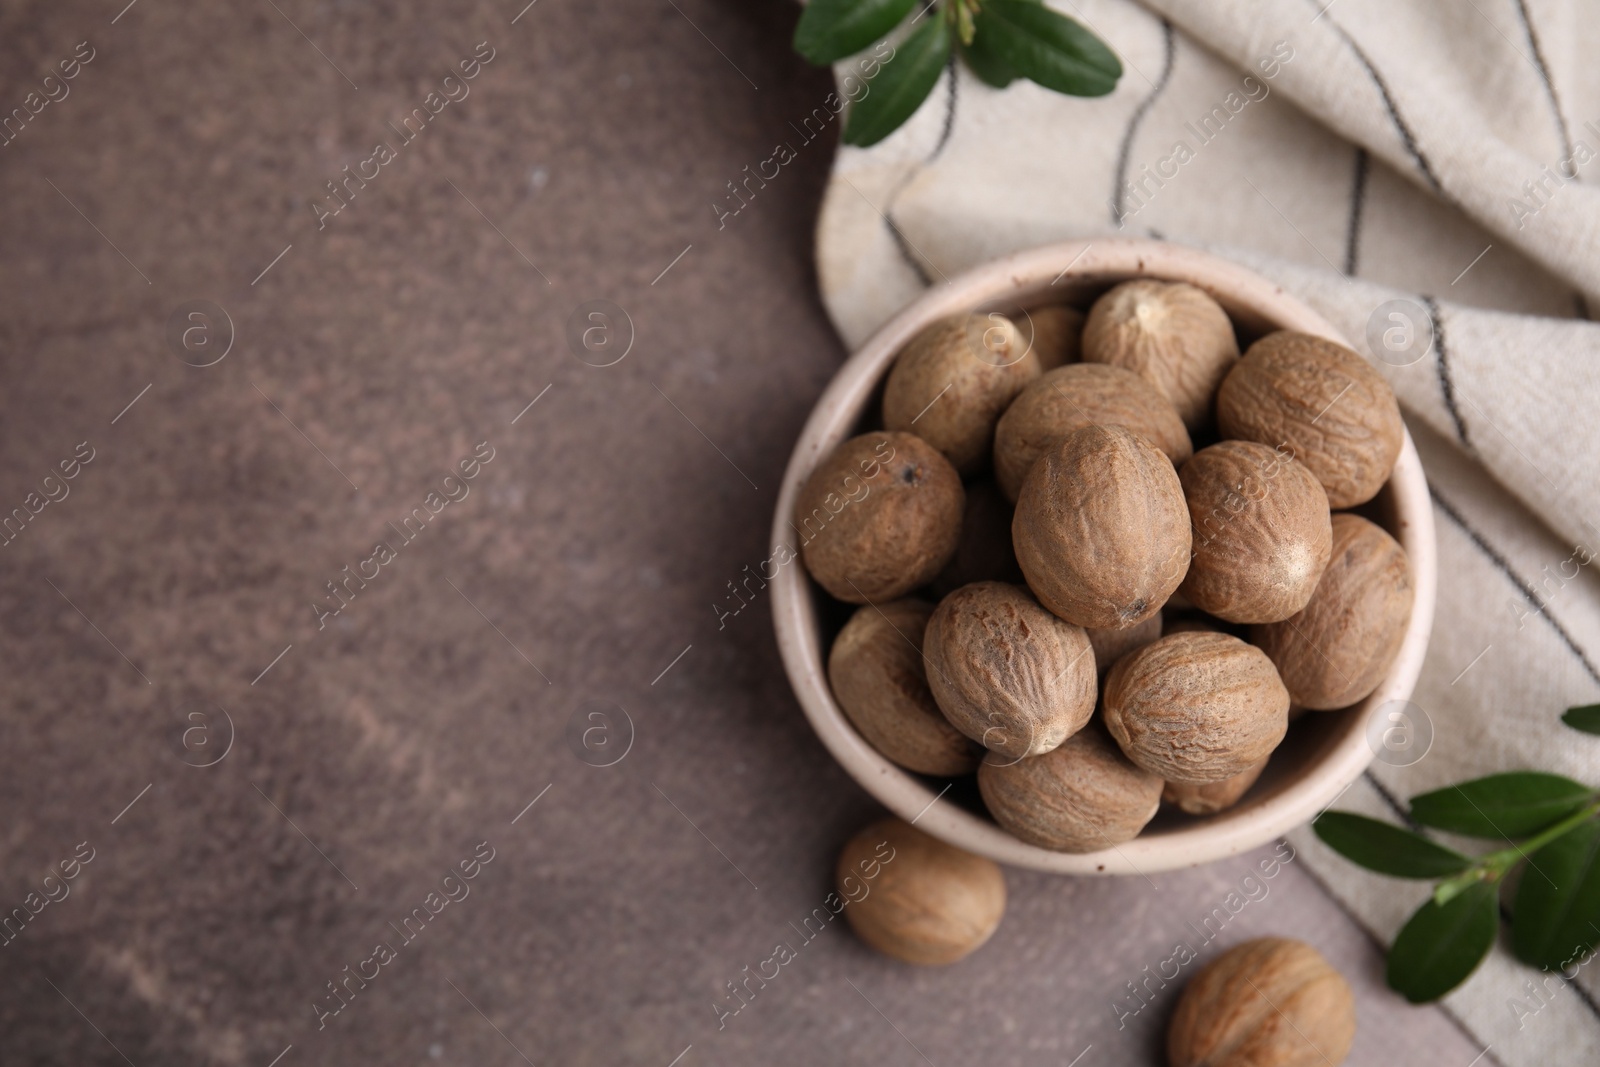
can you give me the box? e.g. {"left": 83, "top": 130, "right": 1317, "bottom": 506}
{"left": 772, "top": 237, "right": 1436, "bottom": 874}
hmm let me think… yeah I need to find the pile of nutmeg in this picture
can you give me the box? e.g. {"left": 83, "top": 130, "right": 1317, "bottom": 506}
{"left": 802, "top": 279, "right": 1415, "bottom": 851}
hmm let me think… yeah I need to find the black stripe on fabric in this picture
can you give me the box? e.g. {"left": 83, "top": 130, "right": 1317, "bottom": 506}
{"left": 1420, "top": 294, "right": 1474, "bottom": 451}
{"left": 1318, "top": 8, "right": 1446, "bottom": 195}
{"left": 880, "top": 62, "right": 961, "bottom": 287}
{"left": 1430, "top": 486, "right": 1600, "bottom": 687}
{"left": 1574, "top": 979, "right": 1600, "bottom": 1036}
{"left": 1576, "top": 292, "right": 1592, "bottom": 320}
{"left": 1575, "top": 979, "right": 1600, "bottom": 1032}
{"left": 1344, "top": 148, "right": 1369, "bottom": 276}
{"left": 1513, "top": 0, "right": 1577, "bottom": 174}
{"left": 883, "top": 214, "right": 935, "bottom": 286}
{"left": 1362, "top": 769, "right": 1422, "bottom": 830}
{"left": 1110, "top": 17, "right": 1177, "bottom": 226}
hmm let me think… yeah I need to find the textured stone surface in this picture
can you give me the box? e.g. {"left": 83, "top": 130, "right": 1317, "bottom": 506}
{"left": 0, "top": 0, "right": 1480, "bottom": 1063}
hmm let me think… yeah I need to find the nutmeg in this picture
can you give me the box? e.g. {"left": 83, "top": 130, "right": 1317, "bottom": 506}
{"left": 1168, "top": 938, "right": 1355, "bottom": 1067}
{"left": 883, "top": 314, "right": 1042, "bottom": 475}
{"left": 1082, "top": 279, "right": 1239, "bottom": 432}
{"left": 923, "top": 582, "right": 1096, "bottom": 759}
{"left": 1218, "top": 330, "right": 1403, "bottom": 509}
{"left": 1013, "top": 424, "right": 1191, "bottom": 630}
{"left": 838, "top": 818, "right": 1005, "bottom": 966}
{"left": 928, "top": 480, "right": 1024, "bottom": 599}
{"left": 1253, "top": 513, "right": 1414, "bottom": 710}
{"left": 993, "top": 363, "right": 1193, "bottom": 501}
{"left": 1020, "top": 304, "right": 1084, "bottom": 370}
{"left": 1163, "top": 757, "right": 1268, "bottom": 815}
{"left": 828, "top": 600, "right": 982, "bottom": 776}
{"left": 977, "top": 724, "right": 1163, "bottom": 852}
{"left": 1179, "top": 441, "right": 1333, "bottom": 624}
{"left": 795, "top": 431, "right": 963, "bottom": 604}
{"left": 1103, "top": 631, "right": 1289, "bottom": 782}
{"left": 1087, "top": 612, "right": 1163, "bottom": 678}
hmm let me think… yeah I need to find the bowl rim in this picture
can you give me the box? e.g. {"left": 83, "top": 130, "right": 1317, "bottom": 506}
{"left": 771, "top": 236, "right": 1437, "bottom": 874}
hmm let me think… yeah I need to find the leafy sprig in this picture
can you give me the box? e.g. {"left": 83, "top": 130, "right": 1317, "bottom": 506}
{"left": 793, "top": 0, "right": 1122, "bottom": 147}
{"left": 1315, "top": 705, "right": 1600, "bottom": 1003}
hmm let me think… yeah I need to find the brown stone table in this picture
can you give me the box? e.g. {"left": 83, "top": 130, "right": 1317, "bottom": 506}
{"left": 0, "top": 1, "right": 1483, "bottom": 1063}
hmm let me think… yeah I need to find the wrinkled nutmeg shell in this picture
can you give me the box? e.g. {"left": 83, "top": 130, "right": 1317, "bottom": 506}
{"left": 838, "top": 818, "right": 1005, "bottom": 966}
{"left": 1168, "top": 938, "right": 1355, "bottom": 1067}
{"left": 883, "top": 314, "right": 1042, "bottom": 475}
{"left": 977, "top": 724, "right": 1163, "bottom": 852}
{"left": 1082, "top": 279, "right": 1240, "bottom": 432}
{"left": 1218, "top": 331, "right": 1403, "bottom": 509}
{"left": 928, "top": 480, "right": 1024, "bottom": 599}
{"left": 1104, "top": 631, "right": 1289, "bottom": 783}
{"left": 828, "top": 600, "right": 982, "bottom": 776}
{"left": 1013, "top": 424, "right": 1191, "bottom": 630}
{"left": 1162, "top": 757, "right": 1268, "bottom": 816}
{"left": 1020, "top": 304, "right": 1084, "bottom": 370}
{"left": 924, "top": 582, "right": 1097, "bottom": 759}
{"left": 1253, "top": 513, "right": 1414, "bottom": 710}
{"left": 1179, "top": 441, "right": 1333, "bottom": 624}
{"left": 993, "top": 363, "right": 1193, "bottom": 501}
{"left": 1087, "top": 612, "right": 1163, "bottom": 678}
{"left": 796, "top": 431, "right": 963, "bottom": 604}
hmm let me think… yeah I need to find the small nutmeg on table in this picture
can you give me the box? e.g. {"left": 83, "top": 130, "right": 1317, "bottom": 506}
{"left": 1168, "top": 937, "right": 1355, "bottom": 1067}
{"left": 837, "top": 818, "right": 1005, "bottom": 966}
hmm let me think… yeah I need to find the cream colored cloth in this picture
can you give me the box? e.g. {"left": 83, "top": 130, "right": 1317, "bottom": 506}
{"left": 813, "top": 2, "right": 1600, "bottom": 1062}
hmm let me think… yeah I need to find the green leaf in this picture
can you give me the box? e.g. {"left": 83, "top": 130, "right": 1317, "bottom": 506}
{"left": 973, "top": 0, "right": 1122, "bottom": 97}
{"left": 961, "top": 25, "right": 1019, "bottom": 88}
{"left": 1563, "top": 704, "right": 1600, "bottom": 736}
{"left": 1410, "top": 773, "right": 1594, "bottom": 839}
{"left": 1512, "top": 819, "right": 1600, "bottom": 970}
{"left": 1313, "top": 812, "right": 1472, "bottom": 879}
{"left": 793, "top": 0, "right": 918, "bottom": 65}
{"left": 842, "top": 15, "right": 951, "bottom": 148}
{"left": 1387, "top": 880, "right": 1499, "bottom": 1003}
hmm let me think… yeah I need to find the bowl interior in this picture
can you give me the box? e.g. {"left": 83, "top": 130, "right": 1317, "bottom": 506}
{"left": 772, "top": 238, "right": 1436, "bottom": 874}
